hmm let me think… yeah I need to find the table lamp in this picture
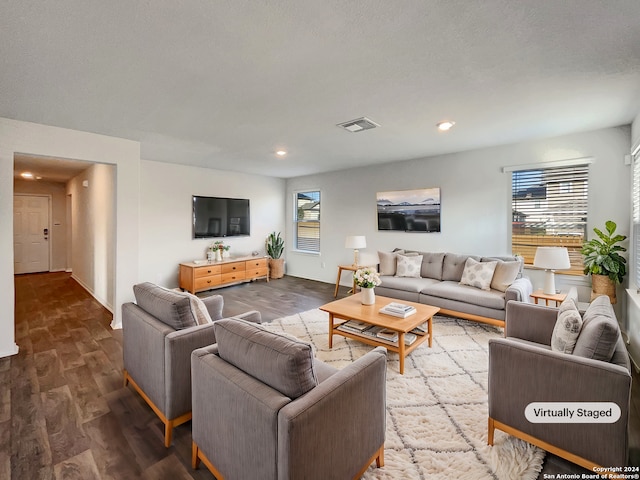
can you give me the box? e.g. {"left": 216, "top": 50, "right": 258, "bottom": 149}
{"left": 533, "top": 247, "right": 571, "bottom": 295}
{"left": 345, "top": 236, "right": 366, "bottom": 266}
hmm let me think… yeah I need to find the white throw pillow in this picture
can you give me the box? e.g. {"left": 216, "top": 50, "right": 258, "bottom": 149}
{"left": 378, "top": 251, "right": 398, "bottom": 276}
{"left": 459, "top": 258, "right": 497, "bottom": 291}
{"left": 395, "top": 255, "right": 423, "bottom": 278}
{"left": 490, "top": 260, "right": 521, "bottom": 292}
{"left": 551, "top": 299, "right": 583, "bottom": 354}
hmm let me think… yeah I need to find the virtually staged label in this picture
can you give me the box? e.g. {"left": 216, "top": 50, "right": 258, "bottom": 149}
{"left": 525, "top": 402, "right": 621, "bottom": 423}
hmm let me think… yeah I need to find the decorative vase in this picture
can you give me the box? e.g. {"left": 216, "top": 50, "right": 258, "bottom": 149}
{"left": 207, "top": 251, "right": 214, "bottom": 262}
{"left": 361, "top": 287, "right": 375, "bottom": 305}
{"left": 215, "top": 249, "right": 223, "bottom": 261}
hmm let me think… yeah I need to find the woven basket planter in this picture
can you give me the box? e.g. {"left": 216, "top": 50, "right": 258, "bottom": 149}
{"left": 269, "top": 258, "right": 285, "bottom": 279}
{"left": 590, "top": 274, "right": 617, "bottom": 304}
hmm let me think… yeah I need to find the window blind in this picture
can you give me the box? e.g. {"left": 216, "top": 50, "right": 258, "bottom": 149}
{"left": 511, "top": 164, "right": 589, "bottom": 273}
{"left": 295, "top": 191, "right": 320, "bottom": 252}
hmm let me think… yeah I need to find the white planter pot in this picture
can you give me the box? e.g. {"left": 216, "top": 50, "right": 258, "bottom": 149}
{"left": 361, "top": 287, "right": 375, "bottom": 305}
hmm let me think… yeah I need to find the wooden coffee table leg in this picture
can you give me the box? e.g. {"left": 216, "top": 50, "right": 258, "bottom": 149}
{"left": 398, "top": 333, "right": 405, "bottom": 374}
{"left": 428, "top": 316, "right": 433, "bottom": 347}
{"left": 328, "top": 313, "right": 334, "bottom": 348}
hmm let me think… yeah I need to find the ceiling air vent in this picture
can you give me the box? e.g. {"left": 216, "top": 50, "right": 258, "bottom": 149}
{"left": 336, "top": 117, "right": 380, "bottom": 133}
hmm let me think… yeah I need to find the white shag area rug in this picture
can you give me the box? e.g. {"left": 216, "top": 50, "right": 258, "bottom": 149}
{"left": 263, "top": 309, "right": 545, "bottom": 480}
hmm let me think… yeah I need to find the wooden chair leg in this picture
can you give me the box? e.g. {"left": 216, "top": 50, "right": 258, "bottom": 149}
{"left": 164, "top": 421, "right": 174, "bottom": 448}
{"left": 192, "top": 441, "right": 200, "bottom": 469}
{"left": 488, "top": 417, "right": 495, "bottom": 445}
{"left": 376, "top": 446, "right": 384, "bottom": 467}
{"left": 123, "top": 369, "right": 129, "bottom": 387}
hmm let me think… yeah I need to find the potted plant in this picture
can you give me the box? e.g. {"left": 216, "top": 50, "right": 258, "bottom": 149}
{"left": 210, "top": 241, "right": 230, "bottom": 261}
{"left": 354, "top": 267, "right": 381, "bottom": 305}
{"left": 266, "top": 232, "right": 285, "bottom": 279}
{"left": 581, "top": 220, "right": 627, "bottom": 303}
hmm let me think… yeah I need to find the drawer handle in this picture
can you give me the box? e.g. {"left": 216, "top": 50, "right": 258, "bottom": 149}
{"left": 207, "top": 270, "right": 212, "bottom": 273}
{"left": 207, "top": 280, "right": 211, "bottom": 284}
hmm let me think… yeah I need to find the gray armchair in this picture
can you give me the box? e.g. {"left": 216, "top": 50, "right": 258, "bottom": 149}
{"left": 488, "top": 296, "right": 631, "bottom": 472}
{"left": 191, "top": 318, "right": 387, "bottom": 480}
{"left": 122, "top": 282, "right": 261, "bottom": 447}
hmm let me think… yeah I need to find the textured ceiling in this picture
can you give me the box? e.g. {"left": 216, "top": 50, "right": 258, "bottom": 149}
{"left": 2, "top": 0, "right": 640, "bottom": 180}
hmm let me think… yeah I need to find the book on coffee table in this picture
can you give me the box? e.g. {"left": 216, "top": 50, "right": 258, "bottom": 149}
{"left": 380, "top": 303, "right": 417, "bottom": 318}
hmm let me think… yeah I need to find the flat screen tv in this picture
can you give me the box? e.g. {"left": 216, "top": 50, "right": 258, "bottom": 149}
{"left": 192, "top": 196, "right": 250, "bottom": 238}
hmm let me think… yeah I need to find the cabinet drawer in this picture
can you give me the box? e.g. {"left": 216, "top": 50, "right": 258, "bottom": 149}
{"left": 194, "top": 265, "right": 222, "bottom": 278}
{"left": 246, "top": 267, "right": 268, "bottom": 279}
{"left": 195, "top": 275, "right": 221, "bottom": 290}
{"left": 221, "top": 271, "right": 245, "bottom": 283}
{"left": 222, "top": 262, "right": 245, "bottom": 274}
{"left": 245, "top": 258, "right": 267, "bottom": 269}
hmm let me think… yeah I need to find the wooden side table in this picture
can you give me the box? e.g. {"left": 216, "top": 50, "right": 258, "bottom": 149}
{"left": 530, "top": 289, "right": 567, "bottom": 307}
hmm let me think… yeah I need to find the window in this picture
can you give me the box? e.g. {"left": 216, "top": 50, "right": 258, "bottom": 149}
{"left": 511, "top": 163, "right": 589, "bottom": 274}
{"left": 295, "top": 191, "right": 320, "bottom": 252}
{"left": 632, "top": 145, "right": 640, "bottom": 289}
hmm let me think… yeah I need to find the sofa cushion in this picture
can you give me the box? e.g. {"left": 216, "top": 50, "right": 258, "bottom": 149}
{"left": 133, "top": 282, "right": 198, "bottom": 330}
{"left": 572, "top": 295, "right": 621, "bottom": 362}
{"left": 551, "top": 298, "right": 582, "bottom": 354}
{"left": 442, "top": 253, "right": 480, "bottom": 282}
{"left": 418, "top": 251, "right": 445, "bottom": 280}
{"left": 378, "top": 251, "right": 398, "bottom": 275}
{"left": 423, "top": 281, "right": 506, "bottom": 310}
{"left": 213, "top": 318, "right": 318, "bottom": 399}
{"left": 459, "top": 258, "right": 497, "bottom": 291}
{"left": 379, "top": 275, "right": 440, "bottom": 293}
{"left": 489, "top": 261, "right": 521, "bottom": 292}
{"left": 395, "top": 255, "right": 423, "bottom": 278}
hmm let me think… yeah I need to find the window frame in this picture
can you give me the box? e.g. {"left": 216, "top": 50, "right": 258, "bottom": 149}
{"left": 506, "top": 158, "right": 593, "bottom": 275}
{"left": 293, "top": 189, "right": 321, "bottom": 254}
{"left": 631, "top": 143, "right": 640, "bottom": 290}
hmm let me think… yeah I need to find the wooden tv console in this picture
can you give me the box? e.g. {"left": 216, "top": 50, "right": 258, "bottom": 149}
{"left": 179, "top": 256, "right": 269, "bottom": 294}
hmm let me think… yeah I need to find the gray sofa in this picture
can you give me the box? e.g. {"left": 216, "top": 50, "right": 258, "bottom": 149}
{"left": 488, "top": 295, "right": 631, "bottom": 471}
{"left": 375, "top": 250, "right": 532, "bottom": 327}
{"left": 191, "top": 318, "right": 387, "bottom": 480}
{"left": 122, "top": 282, "right": 261, "bottom": 447}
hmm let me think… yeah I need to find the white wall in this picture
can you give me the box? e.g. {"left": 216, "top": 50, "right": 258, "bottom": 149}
{"left": 0, "top": 118, "right": 140, "bottom": 356}
{"left": 138, "top": 160, "right": 286, "bottom": 288}
{"left": 14, "top": 180, "right": 68, "bottom": 272}
{"left": 67, "top": 164, "right": 116, "bottom": 310}
{"left": 286, "top": 126, "right": 631, "bottom": 308}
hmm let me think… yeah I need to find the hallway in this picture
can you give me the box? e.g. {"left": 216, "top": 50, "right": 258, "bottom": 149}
{"left": 3, "top": 273, "right": 215, "bottom": 479}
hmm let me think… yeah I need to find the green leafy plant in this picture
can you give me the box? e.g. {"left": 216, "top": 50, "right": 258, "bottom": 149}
{"left": 581, "top": 220, "right": 627, "bottom": 284}
{"left": 266, "top": 232, "right": 284, "bottom": 259}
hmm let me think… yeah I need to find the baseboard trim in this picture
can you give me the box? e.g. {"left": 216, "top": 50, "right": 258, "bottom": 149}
{"left": 0, "top": 343, "right": 19, "bottom": 358}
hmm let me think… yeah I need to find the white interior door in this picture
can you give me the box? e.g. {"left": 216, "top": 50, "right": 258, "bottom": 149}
{"left": 14, "top": 195, "right": 50, "bottom": 274}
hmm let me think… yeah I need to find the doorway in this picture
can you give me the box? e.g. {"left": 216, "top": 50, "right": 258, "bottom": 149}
{"left": 13, "top": 194, "right": 50, "bottom": 274}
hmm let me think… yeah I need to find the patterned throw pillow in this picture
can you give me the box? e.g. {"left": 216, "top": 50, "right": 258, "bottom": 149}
{"left": 551, "top": 298, "right": 583, "bottom": 354}
{"left": 395, "top": 255, "right": 423, "bottom": 278}
{"left": 459, "top": 258, "right": 497, "bottom": 291}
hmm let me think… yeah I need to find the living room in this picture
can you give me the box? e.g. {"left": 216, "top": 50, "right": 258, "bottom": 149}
{"left": 2, "top": 1, "right": 640, "bottom": 478}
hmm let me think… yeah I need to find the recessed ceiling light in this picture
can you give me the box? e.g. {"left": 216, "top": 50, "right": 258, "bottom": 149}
{"left": 436, "top": 121, "right": 456, "bottom": 131}
{"left": 276, "top": 150, "right": 287, "bottom": 157}
{"left": 21, "top": 172, "right": 34, "bottom": 179}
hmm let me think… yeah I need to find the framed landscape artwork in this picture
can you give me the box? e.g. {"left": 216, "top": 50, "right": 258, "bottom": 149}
{"left": 377, "top": 187, "right": 441, "bottom": 232}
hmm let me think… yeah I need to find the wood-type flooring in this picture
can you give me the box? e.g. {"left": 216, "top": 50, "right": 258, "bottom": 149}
{"left": 3, "top": 272, "right": 639, "bottom": 479}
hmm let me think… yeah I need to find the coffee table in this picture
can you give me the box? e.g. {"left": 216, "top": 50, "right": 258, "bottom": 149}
{"left": 320, "top": 293, "right": 440, "bottom": 374}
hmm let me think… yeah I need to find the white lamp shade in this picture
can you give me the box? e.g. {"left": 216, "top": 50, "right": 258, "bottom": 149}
{"left": 533, "top": 247, "right": 571, "bottom": 270}
{"left": 345, "top": 236, "right": 366, "bottom": 249}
